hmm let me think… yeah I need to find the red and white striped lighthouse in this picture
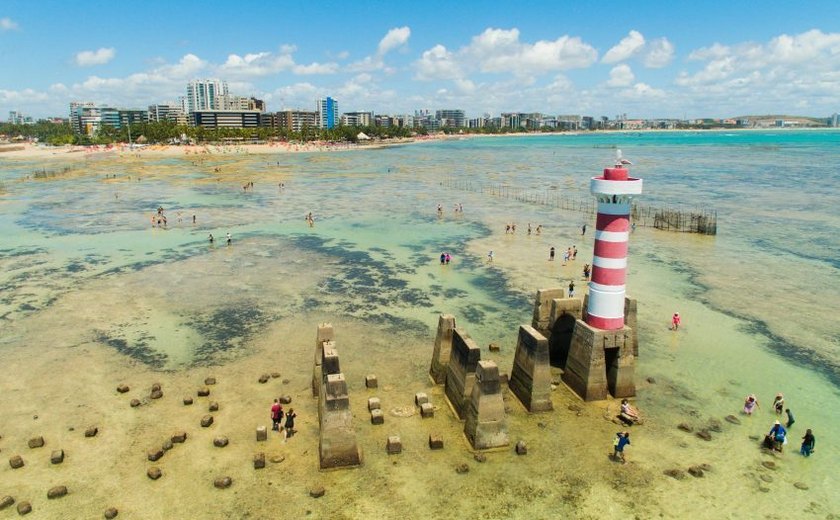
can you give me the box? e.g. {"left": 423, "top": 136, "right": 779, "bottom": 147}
{"left": 586, "top": 150, "right": 643, "bottom": 330}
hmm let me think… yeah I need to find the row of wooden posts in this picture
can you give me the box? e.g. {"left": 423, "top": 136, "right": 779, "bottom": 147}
{"left": 441, "top": 176, "right": 717, "bottom": 235}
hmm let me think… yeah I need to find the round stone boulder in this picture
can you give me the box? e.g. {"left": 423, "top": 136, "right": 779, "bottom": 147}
{"left": 208, "top": 402, "right": 219, "bottom": 412}
{"left": 278, "top": 395, "right": 292, "bottom": 405}
{"left": 204, "top": 376, "right": 216, "bottom": 385}
{"left": 116, "top": 384, "right": 130, "bottom": 394}
{"left": 213, "top": 476, "right": 233, "bottom": 489}
{"left": 130, "top": 399, "right": 141, "bottom": 408}
{"left": 151, "top": 383, "right": 161, "bottom": 392}
{"left": 104, "top": 507, "right": 119, "bottom": 519}
{"left": 9, "top": 455, "right": 24, "bottom": 469}
{"left": 147, "top": 448, "right": 164, "bottom": 462}
{"left": 162, "top": 440, "right": 173, "bottom": 451}
{"left": 183, "top": 397, "right": 193, "bottom": 406}
{"left": 47, "top": 486, "right": 68, "bottom": 499}
{"left": 455, "top": 463, "right": 470, "bottom": 474}
{"left": 663, "top": 468, "right": 686, "bottom": 480}
{"left": 197, "top": 387, "right": 210, "bottom": 397}
{"left": 724, "top": 415, "right": 741, "bottom": 425}
{"left": 200, "top": 415, "right": 214, "bottom": 428}
{"left": 171, "top": 431, "right": 187, "bottom": 444}
{"left": 0, "top": 496, "right": 14, "bottom": 510}
{"left": 695, "top": 430, "right": 712, "bottom": 441}
{"left": 27, "top": 436, "right": 45, "bottom": 449}
{"left": 150, "top": 389, "right": 163, "bottom": 400}
{"left": 16, "top": 501, "right": 32, "bottom": 515}
{"left": 147, "top": 467, "right": 162, "bottom": 480}
{"left": 794, "top": 482, "right": 809, "bottom": 490}
{"left": 309, "top": 486, "right": 325, "bottom": 498}
{"left": 213, "top": 436, "right": 229, "bottom": 448}
{"left": 258, "top": 374, "right": 270, "bottom": 384}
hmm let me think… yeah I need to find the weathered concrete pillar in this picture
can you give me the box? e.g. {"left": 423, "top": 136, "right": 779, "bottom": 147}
{"left": 429, "top": 314, "right": 456, "bottom": 384}
{"left": 531, "top": 288, "right": 565, "bottom": 337}
{"left": 444, "top": 329, "right": 481, "bottom": 419}
{"left": 547, "top": 298, "right": 583, "bottom": 368}
{"left": 319, "top": 373, "right": 362, "bottom": 469}
{"left": 509, "top": 325, "right": 553, "bottom": 412}
{"left": 464, "top": 361, "right": 509, "bottom": 449}
{"left": 312, "top": 323, "right": 334, "bottom": 397}
{"left": 624, "top": 297, "right": 639, "bottom": 357}
{"left": 562, "top": 320, "right": 635, "bottom": 401}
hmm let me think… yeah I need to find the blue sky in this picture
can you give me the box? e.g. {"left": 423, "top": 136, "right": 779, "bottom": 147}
{"left": 2, "top": 0, "right": 840, "bottom": 119}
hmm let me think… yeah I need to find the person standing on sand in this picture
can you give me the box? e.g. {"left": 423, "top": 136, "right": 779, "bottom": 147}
{"left": 208, "top": 234, "right": 214, "bottom": 244}
{"left": 785, "top": 408, "right": 795, "bottom": 428}
{"left": 549, "top": 247, "right": 555, "bottom": 261}
{"left": 613, "top": 432, "right": 630, "bottom": 463}
{"left": 671, "top": 313, "right": 681, "bottom": 330}
{"left": 568, "top": 280, "right": 575, "bottom": 297}
{"left": 581, "top": 224, "right": 587, "bottom": 236}
{"left": 270, "top": 399, "right": 282, "bottom": 431}
{"left": 226, "top": 233, "right": 232, "bottom": 246}
{"left": 440, "top": 252, "right": 446, "bottom": 265}
{"left": 769, "top": 420, "right": 787, "bottom": 452}
{"left": 284, "top": 408, "right": 297, "bottom": 438}
{"left": 487, "top": 250, "right": 494, "bottom": 262}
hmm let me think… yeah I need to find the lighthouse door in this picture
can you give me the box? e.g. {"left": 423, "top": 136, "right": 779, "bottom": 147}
{"left": 604, "top": 346, "right": 620, "bottom": 396}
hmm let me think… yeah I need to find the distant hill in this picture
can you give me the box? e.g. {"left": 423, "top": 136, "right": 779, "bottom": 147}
{"left": 733, "top": 115, "right": 826, "bottom": 123}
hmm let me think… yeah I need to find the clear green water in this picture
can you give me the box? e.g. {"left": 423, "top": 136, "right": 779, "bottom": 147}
{"left": 1, "top": 132, "right": 838, "bottom": 518}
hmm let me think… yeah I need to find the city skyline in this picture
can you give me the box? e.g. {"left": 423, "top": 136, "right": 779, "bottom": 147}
{"left": 2, "top": 1, "right": 840, "bottom": 119}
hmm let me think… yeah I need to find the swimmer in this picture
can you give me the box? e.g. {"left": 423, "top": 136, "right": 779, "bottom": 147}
{"left": 487, "top": 250, "right": 494, "bottom": 262}
{"left": 743, "top": 394, "right": 759, "bottom": 415}
{"left": 208, "top": 234, "right": 214, "bottom": 244}
{"left": 226, "top": 233, "right": 231, "bottom": 245}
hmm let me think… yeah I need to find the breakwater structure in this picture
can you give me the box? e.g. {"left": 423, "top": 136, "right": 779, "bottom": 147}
{"left": 441, "top": 175, "right": 716, "bottom": 235}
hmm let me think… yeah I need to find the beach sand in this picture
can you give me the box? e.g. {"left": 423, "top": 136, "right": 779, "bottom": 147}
{"left": 0, "top": 142, "right": 836, "bottom": 519}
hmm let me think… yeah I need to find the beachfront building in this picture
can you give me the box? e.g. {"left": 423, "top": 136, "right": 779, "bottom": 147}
{"left": 8, "top": 111, "right": 34, "bottom": 125}
{"left": 69, "top": 103, "right": 147, "bottom": 134}
{"left": 268, "top": 110, "right": 319, "bottom": 133}
{"left": 190, "top": 110, "right": 261, "bottom": 129}
{"left": 186, "top": 79, "right": 229, "bottom": 112}
{"left": 148, "top": 104, "right": 187, "bottom": 125}
{"left": 435, "top": 109, "right": 466, "bottom": 128}
{"left": 340, "top": 111, "right": 373, "bottom": 127}
{"left": 317, "top": 97, "right": 339, "bottom": 129}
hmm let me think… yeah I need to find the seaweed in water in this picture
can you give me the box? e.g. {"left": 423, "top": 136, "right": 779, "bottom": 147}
{"left": 94, "top": 331, "right": 168, "bottom": 369}
{"left": 187, "top": 304, "right": 275, "bottom": 366}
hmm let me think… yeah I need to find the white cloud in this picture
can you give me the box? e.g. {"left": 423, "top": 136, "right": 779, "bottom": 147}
{"left": 602, "top": 31, "right": 645, "bottom": 64}
{"left": 607, "top": 64, "right": 635, "bottom": 87}
{"left": 0, "top": 17, "right": 19, "bottom": 31}
{"left": 292, "top": 62, "right": 339, "bottom": 75}
{"left": 415, "top": 44, "right": 462, "bottom": 80}
{"left": 75, "top": 48, "right": 116, "bottom": 66}
{"left": 643, "top": 38, "right": 674, "bottom": 68}
{"left": 220, "top": 51, "right": 294, "bottom": 77}
{"left": 415, "top": 27, "right": 597, "bottom": 80}
{"left": 378, "top": 26, "right": 411, "bottom": 55}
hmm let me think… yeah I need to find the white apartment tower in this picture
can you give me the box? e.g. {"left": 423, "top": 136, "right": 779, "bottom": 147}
{"left": 186, "top": 79, "right": 229, "bottom": 112}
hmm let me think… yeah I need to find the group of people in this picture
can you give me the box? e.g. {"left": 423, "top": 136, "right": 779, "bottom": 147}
{"left": 439, "top": 252, "right": 452, "bottom": 265}
{"left": 270, "top": 399, "right": 297, "bottom": 438}
{"left": 207, "top": 233, "right": 232, "bottom": 246}
{"left": 151, "top": 206, "right": 197, "bottom": 228}
{"left": 744, "top": 392, "right": 815, "bottom": 456}
{"left": 437, "top": 203, "right": 464, "bottom": 214}
{"left": 548, "top": 246, "right": 577, "bottom": 264}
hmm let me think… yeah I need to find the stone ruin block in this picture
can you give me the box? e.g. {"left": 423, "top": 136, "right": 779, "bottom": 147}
{"left": 367, "top": 397, "right": 381, "bottom": 411}
{"left": 312, "top": 323, "right": 334, "bottom": 397}
{"left": 428, "top": 434, "right": 444, "bottom": 450}
{"left": 386, "top": 436, "right": 402, "bottom": 454}
{"left": 414, "top": 392, "right": 429, "bottom": 406}
{"left": 444, "top": 329, "right": 481, "bottom": 420}
{"left": 253, "top": 453, "right": 265, "bottom": 469}
{"left": 365, "top": 374, "right": 378, "bottom": 388}
{"left": 256, "top": 426, "right": 267, "bottom": 442}
{"left": 50, "top": 450, "right": 64, "bottom": 464}
{"left": 547, "top": 298, "right": 584, "bottom": 368}
{"left": 429, "top": 314, "right": 457, "bottom": 384}
{"left": 562, "top": 320, "right": 635, "bottom": 401}
{"left": 464, "top": 360, "right": 510, "bottom": 450}
{"left": 531, "top": 288, "right": 565, "bottom": 336}
{"left": 509, "top": 325, "right": 553, "bottom": 412}
{"left": 370, "top": 409, "right": 384, "bottom": 425}
{"left": 420, "top": 402, "right": 434, "bottom": 418}
{"left": 319, "top": 370, "right": 363, "bottom": 470}
{"left": 322, "top": 343, "right": 341, "bottom": 377}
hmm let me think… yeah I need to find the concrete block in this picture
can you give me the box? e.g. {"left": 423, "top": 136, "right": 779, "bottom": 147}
{"left": 428, "top": 434, "right": 444, "bottom": 450}
{"left": 370, "top": 409, "right": 384, "bottom": 425}
{"left": 414, "top": 392, "right": 429, "bottom": 406}
{"left": 367, "top": 397, "right": 381, "bottom": 411}
{"left": 420, "top": 402, "right": 434, "bottom": 418}
{"left": 365, "top": 374, "right": 378, "bottom": 388}
{"left": 429, "top": 314, "right": 456, "bottom": 384}
{"left": 386, "top": 436, "right": 402, "bottom": 454}
{"left": 256, "top": 426, "right": 267, "bottom": 442}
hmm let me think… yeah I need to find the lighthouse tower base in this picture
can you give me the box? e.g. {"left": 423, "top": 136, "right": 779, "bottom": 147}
{"left": 562, "top": 320, "right": 636, "bottom": 401}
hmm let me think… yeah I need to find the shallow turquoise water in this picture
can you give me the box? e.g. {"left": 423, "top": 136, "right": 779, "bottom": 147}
{"left": 1, "top": 132, "right": 838, "bottom": 516}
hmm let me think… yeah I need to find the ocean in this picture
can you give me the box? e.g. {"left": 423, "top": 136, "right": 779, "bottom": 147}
{"left": 0, "top": 131, "right": 838, "bottom": 518}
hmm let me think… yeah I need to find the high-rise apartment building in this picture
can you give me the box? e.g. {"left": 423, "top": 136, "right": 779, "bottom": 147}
{"left": 435, "top": 109, "right": 466, "bottom": 128}
{"left": 186, "top": 79, "right": 229, "bottom": 112}
{"left": 340, "top": 111, "right": 373, "bottom": 127}
{"left": 317, "top": 97, "right": 338, "bottom": 129}
{"left": 148, "top": 104, "right": 187, "bottom": 125}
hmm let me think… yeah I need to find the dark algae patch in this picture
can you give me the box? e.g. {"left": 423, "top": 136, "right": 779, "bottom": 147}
{"left": 186, "top": 304, "right": 275, "bottom": 366}
{"left": 95, "top": 330, "right": 168, "bottom": 369}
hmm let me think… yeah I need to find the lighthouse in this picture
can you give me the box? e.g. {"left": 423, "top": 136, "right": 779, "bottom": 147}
{"left": 586, "top": 150, "right": 643, "bottom": 330}
{"left": 557, "top": 150, "right": 642, "bottom": 401}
